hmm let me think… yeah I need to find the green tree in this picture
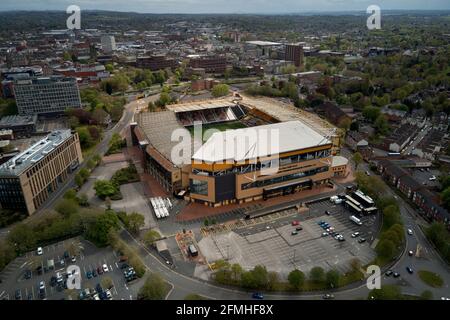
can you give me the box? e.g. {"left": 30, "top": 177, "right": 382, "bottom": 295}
{"left": 143, "top": 230, "right": 161, "bottom": 247}
{"left": 376, "top": 239, "right": 396, "bottom": 260}
{"left": 362, "top": 106, "right": 381, "bottom": 123}
{"left": 352, "top": 152, "right": 363, "bottom": 170}
{"left": 309, "top": 266, "right": 325, "bottom": 283}
{"left": 326, "top": 269, "right": 341, "bottom": 289}
{"left": 85, "top": 211, "right": 120, "bottom": 247}
{"left": 374, "top": 115, "right": 390, "bottom": 135}
{"left": 55, "top": 198, "right": 79, "bottom": 216}
{"left": 94, "top": 180, "right": 119, "bottom": 200}
{"left": 148, "top": 101, "right": 156, "bottom": 112}
{"left": 442, "top": 187, "right": 450, "bottom": 210}
{"left": 211, "top": 84, "right": 230, "bottom": 98}
{"left": 8, "top": 224, "right": 36, "bottom": 254}
{"left": 288, "top": 269, "right": 305, "bottom": 290}
{"left": 76, "top": 127, "right": 94, "bottom": 149}
{"left": 64, "top": 189, "right": 78, "bottom": 200}
{"left": 101, "top": 276, "right": 114, "bottom": 289}
{"left": 137, "top": 273, "right": 168, "bottom": 300}
{"left": 78, "top": 193, "right": 89, "bottom": 207}
{"left": 126, "top": 212, "right": 145, "bottom": 234}
{"left": 231, "top": 263, "right": 243, "bottom": 282}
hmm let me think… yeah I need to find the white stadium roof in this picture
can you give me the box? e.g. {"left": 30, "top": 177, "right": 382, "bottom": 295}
{"left": 192, "top": 121, "right": 331, "bottom": 163}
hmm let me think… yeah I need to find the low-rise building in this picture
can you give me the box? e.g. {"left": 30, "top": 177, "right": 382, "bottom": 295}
{"left": 0, "top": 130, "right": 83, "bottom": 215}
{"left": 0, "top": 115, "right": 38, "bottom": 138}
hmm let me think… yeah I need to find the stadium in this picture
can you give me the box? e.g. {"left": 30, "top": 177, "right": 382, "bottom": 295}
{"left": 131, "top": 96, "right": 345, "bottom": 207}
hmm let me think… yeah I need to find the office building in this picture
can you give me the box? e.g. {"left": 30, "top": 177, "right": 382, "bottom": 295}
{"left": 13, "top": 76, "right": 82, "bottom": 116}
{"left": 285, "top": 44, "right": 304, "bottom": 67}
{"left": 136, "top": 55, "right": 178, "bottom": 72}
{"left": 101, "top": 35, "right": 116, "bottom": 53}
{"left": 0, "top": 130, "right": 83, "bottom": 215}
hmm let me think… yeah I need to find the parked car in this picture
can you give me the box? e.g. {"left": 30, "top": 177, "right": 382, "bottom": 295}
{"left": 291, "top": 220, "right": 300, "bottom": 226}
{"left": 119, "top": 256, "right": 128, "bottom": 263}
{"left": 393, "top": 272, "right": 400, "bottom": 278}
{"left": 60, "top": 259, "right": 65, "bottom": 267}
{"left": 97, "top": 267, "right": 103, "bottom": 275}
{"left": 86, "top": 271, "right": 93, "bottom": 279}
{"left": 291, "top": 231, "right": 298, "bottom": 236}
{"left": 39, "top": 281, "right": 45, "bottom": 291}
{"left": 321, "top": 232, "right": 329, "bottom": 237}
{"left": 408, "top": 250, "right": 414, "bottom": 256}
{"left": 15, "top": 289, "right": 22, "bottom": 300}
{"left": 295, "top": 226, "right": 303, "bottom": 231}
{"left": 407, "top": 229, "right": 413, "bottom": 235}
{"left": 351, "top": 232, "right": 360, "bottom": 238}
{"left": 358, "top": 238, "right": 366, "bottom": 244}
{"left": 102, "top": 264, "right": 109, "bottom": 273}
{"left": 36, "top": 247, "right": 43, "bottom": 255}
{"left": 63, "top": 251, "right": 70, "bottom": 259}
{"left": 385, "top": 270, "right": 393, "bottom": 277}
{"left": 406, "top": 267, "right": 413, "bottom": 274}
{"left": 120, "top": 263, "right": 130, "bottom": 270}
{"left": 71, "top": 256, "right": 77, "bottom": 263}
{"left": 325, "top": 210, "right": 331, "bottom": 215}
{"left": 252, "top": 292, "right": 264, "bottom": 300}
{"left": 92, "top": 269, "right": 97, "bottom": 277}
{"left": 50, "top": 276, "right": 57, "bottom": 287}
{"left": 322, "top": 294, "right": 335, "bottom": 300}
{"left": 24, "top": 269, "right": 32, "bottom": 280}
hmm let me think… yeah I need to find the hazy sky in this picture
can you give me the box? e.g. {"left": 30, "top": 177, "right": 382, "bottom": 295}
{"left": 0, "top": 0, "right": 449, "bottom": 13}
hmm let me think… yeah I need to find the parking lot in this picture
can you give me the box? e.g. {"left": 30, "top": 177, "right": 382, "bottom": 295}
{"left": 197, "top": 198, "right": 379, "bottom": 278}
{"left": 0, "top": 238, "right": 142, "bottom": 300}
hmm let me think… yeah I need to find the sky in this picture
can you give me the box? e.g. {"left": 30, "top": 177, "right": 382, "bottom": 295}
{"left": 0, "top": 0, "right": 449, "bottom": 14}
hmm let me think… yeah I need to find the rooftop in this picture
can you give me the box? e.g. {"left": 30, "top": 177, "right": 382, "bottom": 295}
{"left": 0, "top": 130, "right": 72, "bottom": 176}
{"left": 332, "top": 156, "right": 348, "bottom": 167}
{"left": 0, "top": 114, "right": 38, "bottom": 127}
{"left": 193, "top": 121, "right": 331, "bottom": 163}
{"left": 165, "top": 98, "right": 237, "bottom": 113}
{"left": 136, "top": 111, "right": 201, "bottom": 167}
{"left": 246, "top": 41, "right": 282, "bottom": 46}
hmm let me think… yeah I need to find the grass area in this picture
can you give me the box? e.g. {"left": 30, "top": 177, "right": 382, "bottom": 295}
{"left": 418, "top": 270, "right": 444, "bottom": 288}
{"left": 187, "top": 121, "right": 247, "bottom": 142}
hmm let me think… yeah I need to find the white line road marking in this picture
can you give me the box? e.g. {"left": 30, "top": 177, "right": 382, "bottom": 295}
{"left": 129, "top": 295, "right": 132, "bottom": 300}
{"left": 115, "top": 262, "right": 119, "bottom": 268}
{"left": 20, "top": 262, "right": 27, "bottom": 269}
{"left": 0, "top": 291, "right": 5, "bottom": 298}
{"left": 110, "top": 264, "right": 113, "bottom": 271}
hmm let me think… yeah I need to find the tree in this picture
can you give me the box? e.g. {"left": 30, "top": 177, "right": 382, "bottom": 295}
{"left": 143, "top": 230, "right": 161, "bottom": 247}
{"left": 75, "top": 173, "right": 84, "bottom": 188}
{"left": 148, "top": 101, "right": 156, "bottom": 112}
{"left": 267, "top": 271, "right": 279, "bottom": 290}
{"left": 362, "top": 106, "right": 381, "bottom": 123}
{"left": 126, "top": 212, "right": 145, "bottom": 234}
{"left": 241, "top": 265, "right": 269, "bottom": 289}
{"left": 85, "top": 211, "right": 120, "bottom": 247}
{"left": 212, "top": 84, "right": 230, "bottom": 98}
{"left": 383, "top": 205, "right": 402, "bottom": 229}
{"left": 137, "top": 273, "right": 168, "bottom": 300}
{"left": 352, "top": 152, "right": 363, "bottom": 170}
{"left": 309, "top": 267, "right": 325, "bottom": 283}
{"left": 64, "top": 189, "right": 78, "bottom": 200}
{"left": 376, "top": 239, "right": 396, "bottom": 260}
{"left": 368, "top": 285, "right": 402, "bottom": 300}
{"left": 442, "top": 187, "right": 450, "bottom": 210}
{"left": 94, "top": 180, "right": 119, "bottom": 200}
{"left": 156, "top": 92, "right": 171, "bottom": 107}
{"left": 288, "top": 269, "right": 305, "bottom": 290}
{"left": 349, "top": 121, "right": 359, "bottom": 131}
{"left": 78, "top": 193, "right": 89, "bottom": 207}
{"left": 55, "top": 198, "right": 79, "bottom": 217}
{"left": 231, "top": 263, "right": 243, "bottom": 281}
{"left": 8, "top": 224, "right": 36, "bottom": 254}
{"left": 374, "top": 114, "right": 390, "bottom": 135}
{"left": 76, "top": 127, "right": 94, "bottom": 149}
{"left": 326, "top": 269, "right": 341, "bottom": 289}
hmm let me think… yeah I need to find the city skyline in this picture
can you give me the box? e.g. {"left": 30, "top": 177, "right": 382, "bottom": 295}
{"left": 1, "top": 0, "right": 450, "bottom": 14}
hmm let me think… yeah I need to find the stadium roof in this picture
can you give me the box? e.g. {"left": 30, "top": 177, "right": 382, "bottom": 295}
{"left": 136, "top": 111, "right": 201, "bottom": 167}
{"left": 192, "top": 121, "right": 331, "bottom": 163}
{"left": 246, "top": 41, "right": 282, "bottom": 46}
{"left": 165, "top": 99, "right": 237, "bottom": 113}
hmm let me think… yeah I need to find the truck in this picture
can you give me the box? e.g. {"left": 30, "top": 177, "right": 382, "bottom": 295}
{"left": 349, "top": 215, "right": 363, "bottom": 226}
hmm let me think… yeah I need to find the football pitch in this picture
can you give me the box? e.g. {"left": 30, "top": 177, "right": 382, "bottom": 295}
{"left": 187, "top": 121, "right": 247, "bottom": 142}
